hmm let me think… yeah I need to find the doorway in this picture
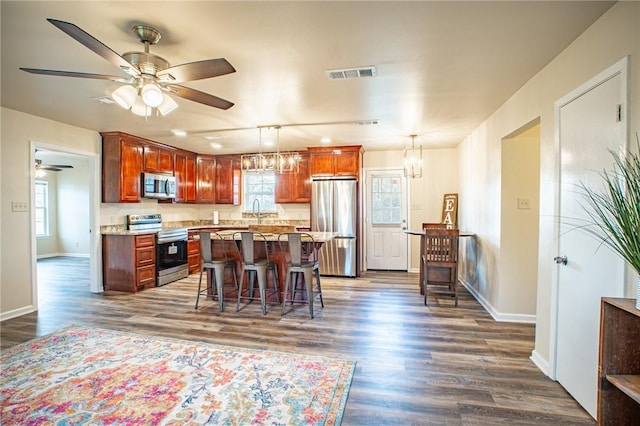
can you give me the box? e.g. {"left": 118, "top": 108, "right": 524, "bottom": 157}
{"left": 552, "top": 57, "right": 627, "bottom": 418}
{"left": 365, "top": 169, "right": 408, "bottom": 270}
{"left": 30, "top": 142, "right": 101, "bottom": 311}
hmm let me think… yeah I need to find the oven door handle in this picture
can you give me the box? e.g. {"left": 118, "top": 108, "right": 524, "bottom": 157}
{"left": 157, "top": 237, "right": 188, "bottom": 245}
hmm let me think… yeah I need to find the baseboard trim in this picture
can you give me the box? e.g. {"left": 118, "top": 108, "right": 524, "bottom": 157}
{"left": 530, "top": 349, "right": 552, "bottom": 378}
{"left": 461, "top": 280, "right": 536, "bottom": 323}
{"left": 0, "top": 305, "right": 35, "bottom": 322}
{"left": 37, "top": 253, "right": 89, "bottom": 259}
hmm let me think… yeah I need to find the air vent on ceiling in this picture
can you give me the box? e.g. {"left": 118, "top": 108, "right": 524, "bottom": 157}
{"left": 356, "top": 119, "right": 379, "bottom": 126}
{"left": 326, "top": 66, "right": 377, "bottom": 80}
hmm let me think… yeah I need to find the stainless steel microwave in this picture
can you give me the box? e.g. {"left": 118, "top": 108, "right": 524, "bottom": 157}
{"left": 142, "top": 172, "right": 176, "bottom": 199}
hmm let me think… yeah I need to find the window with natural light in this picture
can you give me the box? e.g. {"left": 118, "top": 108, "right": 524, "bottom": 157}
{"left": 35, "top": 180, "right": 49, "bottom": 237}
{"left": 243, "top": 171, "right": 276, "bottom": 212}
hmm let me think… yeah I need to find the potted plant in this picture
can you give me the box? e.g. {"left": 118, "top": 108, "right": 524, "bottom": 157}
{"left": 577, "top": 135, "right": 640, "bottom": 308}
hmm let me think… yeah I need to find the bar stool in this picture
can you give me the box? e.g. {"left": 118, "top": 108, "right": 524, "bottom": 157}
{"left": 278, "top": 232, "right": 324, "bottom": 318}
{"left": 195, "top": 231, "right": 238, "bottom": 312}
{"left": 234, "top": 231, "right": 280, "bottom": 315}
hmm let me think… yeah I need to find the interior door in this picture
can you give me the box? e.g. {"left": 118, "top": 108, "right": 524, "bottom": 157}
{"left": 555, "top": 62, "right": 626, "bottom": 418}
{"left": 365, "top": 169, "right": 407, "bottom": 270}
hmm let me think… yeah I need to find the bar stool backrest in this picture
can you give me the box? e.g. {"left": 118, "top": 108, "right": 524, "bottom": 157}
{"left": 199, "top": 231, "right": 229, "bottom": 263}
{"left": 235, "top": 231, "right": 269, "bottom": 265}
{"left": 278, "top": 232, "right": 315, "bottom": 267}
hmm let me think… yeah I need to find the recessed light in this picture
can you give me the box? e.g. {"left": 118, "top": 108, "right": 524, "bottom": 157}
{"left": 172, "top": 129, "right": 187, "bottom": 137}
{"left": 210, "top": 142, "right": 222, "bottom": 149}
{"left": 321, "top": 137, "right": 332, "bottom": 144}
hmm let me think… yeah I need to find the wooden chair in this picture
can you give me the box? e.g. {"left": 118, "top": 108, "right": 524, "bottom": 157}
{"left": 278, "top": 232, "right": 324, "bottom": 318}
{"left": 422, "top": 228, "right": 460, "bottom": 306}
{"left": 234, "top": 231, "right": 280, "bottom": 315}
{"left": 196, "top": 231, "right": 238, "bottom": 312}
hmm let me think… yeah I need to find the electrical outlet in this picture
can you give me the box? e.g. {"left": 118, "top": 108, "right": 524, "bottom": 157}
{"left": 517, "top": 198, "right": 531, "bottom": 210}
{"left": 11, "top": 201, "right": 28, "bottom": 212}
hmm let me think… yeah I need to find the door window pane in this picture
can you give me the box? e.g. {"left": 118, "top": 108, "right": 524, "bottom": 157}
{"left": 371, "top": 176, "right": 402, "bottom": 224}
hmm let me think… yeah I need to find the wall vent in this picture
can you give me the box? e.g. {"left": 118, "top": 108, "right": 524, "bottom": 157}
{"left": 326, "top": 66, "right": 377, "bottom": 80}
{"left": 356, "top": 119, "right": 379, "bottom": 126}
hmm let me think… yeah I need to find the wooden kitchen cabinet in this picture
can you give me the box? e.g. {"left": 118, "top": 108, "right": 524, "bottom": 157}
{"left": 275, "top": 151, "right": 311, "bottom": 203}
{"left": 215, "top": 155, "right": 241, "bottom": 205}
{"left": 308, "top": 145, "right": 362, "bottom": 177}
{"left": 103, "top": 233, "right": 156, "bottom": 292}
{"left": 597, "top": 298, "right": 640, "bottom": 425}
{"left": 143, "top": 144, "right": 174, "bottom": 174}
{"left": 197, "top": 154, "right": 216, "bottom": 204}
{"left": 188, "top": 230, "right": 201, "bottom": 274}
{"left": 101, "top": 131, "right": 143, "bottom": 203}
{"left": 175, "top": 150, "right": 197, "bottom": 203}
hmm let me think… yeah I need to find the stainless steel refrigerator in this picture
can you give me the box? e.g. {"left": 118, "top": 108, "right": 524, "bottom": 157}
{"left": 311, "top": 177, "right": 357, "bottom": 277}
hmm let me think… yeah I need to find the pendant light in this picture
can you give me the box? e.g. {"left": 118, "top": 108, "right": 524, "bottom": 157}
{"left": 404, "top": 134, "right": 423, "bottom": 178}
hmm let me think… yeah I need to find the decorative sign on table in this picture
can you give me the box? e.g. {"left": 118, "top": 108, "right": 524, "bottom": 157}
{"left": 441, "top": 193, "right": 458, "bottom": 229}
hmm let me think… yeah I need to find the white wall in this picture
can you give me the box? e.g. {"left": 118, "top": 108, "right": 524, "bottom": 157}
{"left": 1, "top": 108, "right": 101, "bottom": 317}
{"left": 457, "top": 2, "right": 639, "bottom": 370}
{"left": 499, "top": 123, "right": 540, "bottom": 318}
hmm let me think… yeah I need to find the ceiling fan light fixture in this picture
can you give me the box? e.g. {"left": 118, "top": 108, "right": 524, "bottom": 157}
{"left": 158, "top": 94, "right": 178, "bottom": 116}
{"left": 112, "top": 85, "right": 138, "bottom": 109}
{"left": 141, "top": 83, "right": 163, "bottom": 107}
{"left": 131, "top": 97, "right": 151, "bottom": 117}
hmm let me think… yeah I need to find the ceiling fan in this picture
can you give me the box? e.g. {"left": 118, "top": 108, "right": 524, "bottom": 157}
{"left": 20, "top": 18, "right": 236, "bottom": 115}
{"left": 35, "top": 159, "right": 74, "bottom": 172}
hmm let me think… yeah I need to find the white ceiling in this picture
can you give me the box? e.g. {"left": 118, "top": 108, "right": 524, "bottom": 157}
{"left": 2, "top": 1, "right": 614, "bottom": 156}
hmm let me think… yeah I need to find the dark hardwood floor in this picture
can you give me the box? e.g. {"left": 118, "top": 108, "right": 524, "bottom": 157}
{"left": 1, "top": 257, "right": 594, "bottom": 425}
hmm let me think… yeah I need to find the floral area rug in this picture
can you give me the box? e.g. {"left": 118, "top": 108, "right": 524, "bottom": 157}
{"left": 1, "top": 326, "right": 355, "bottom": 425}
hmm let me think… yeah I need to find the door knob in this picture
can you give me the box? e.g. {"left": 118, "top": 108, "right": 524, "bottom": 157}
{"left": 554, "top": 255, "right": 568, "bottom": 265}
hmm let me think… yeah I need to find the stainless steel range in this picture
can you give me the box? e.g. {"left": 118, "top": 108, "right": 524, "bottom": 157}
{"left": 127, "top": 214, "right": 189, "bottom": 286}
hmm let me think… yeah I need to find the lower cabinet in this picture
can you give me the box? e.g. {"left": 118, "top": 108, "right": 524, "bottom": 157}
{"left": 103, "top": 233, "right": 156, "bottom": 292}
{"left": 597, "top": 298, "right": 640, "bottom": 425}
{"left": 188, "top": 230, "right": 201, "bottom": 274}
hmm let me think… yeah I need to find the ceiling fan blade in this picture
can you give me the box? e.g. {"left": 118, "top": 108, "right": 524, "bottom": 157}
{"left": 46, "top": 18, "right": 140, "bottom": 78}
{"left": 168, "top": 85, "right": 234, "bottom": 110}
{"left": 20, "top": 68, "right": 132, "bottom": 83}
{"left": 39, "top": 166, "right": 63, "bottom": 171}
{"left": 157, "top": 58, "right": 236, "bottom": 83}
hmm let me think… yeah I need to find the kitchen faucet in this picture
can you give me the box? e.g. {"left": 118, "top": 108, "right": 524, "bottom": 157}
{"left": 252, "top": 198, "right": 261, "bottom": 225}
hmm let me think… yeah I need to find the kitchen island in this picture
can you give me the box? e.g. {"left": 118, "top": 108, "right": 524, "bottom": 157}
{"left": 196, "top": 229, "right": 337, "bottom": 306}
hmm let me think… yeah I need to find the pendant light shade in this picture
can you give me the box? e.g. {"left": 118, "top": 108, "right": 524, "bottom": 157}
{"left": 131, "top": 97, "right": 151, "bottom": 117}
{"left": 141, "top": 83, "right": 163, "bottom": 108}
{"left": 112, "top": 85, "right": 137, "bottom": 109}
{"left": 158, "top": 94, "right": 178, "bottom": 116}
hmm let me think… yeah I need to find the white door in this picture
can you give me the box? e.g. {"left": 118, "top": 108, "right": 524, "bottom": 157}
{"left": 555, "top": 60, "right": 627, "bottom": 418}
{"left": 365, "top": 169, "right": 408, "bottom": 270}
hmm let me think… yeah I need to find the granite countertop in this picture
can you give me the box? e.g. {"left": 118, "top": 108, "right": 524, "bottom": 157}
{"left": 101, "top": 220, "right": 311, "bottom": 236}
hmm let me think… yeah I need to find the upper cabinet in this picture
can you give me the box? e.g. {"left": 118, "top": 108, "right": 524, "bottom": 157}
{"left": 215, "top": 155, "right": 241, "bottom": 205}
{"left": 101, "top": 131, "right": 143, "bottom": 203}
{"left": 196, "top": 154, "right": 216, "bottom": 204}
{"left": 174, "top": 150, "right": 197, "bottom": 203}
{"left": 308, "top": 146, "right": 363, "bottom": 177}
{"left": 143, "top": 144, "right": 174, "bottom": 174}
{"left": 275, "top": 151, "right": 311, "bottom": 203}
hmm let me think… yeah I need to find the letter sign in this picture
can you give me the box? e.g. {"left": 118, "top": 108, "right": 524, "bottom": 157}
{"left": 441, "top": 193, "right": 458, "bottom": 229}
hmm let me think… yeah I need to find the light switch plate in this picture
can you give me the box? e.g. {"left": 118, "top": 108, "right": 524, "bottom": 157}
{"left": 517, "top": 198, "right": 531, "bottom": 210}
{"left": 11, "top": 201, "right": 28, "bottom": 212}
